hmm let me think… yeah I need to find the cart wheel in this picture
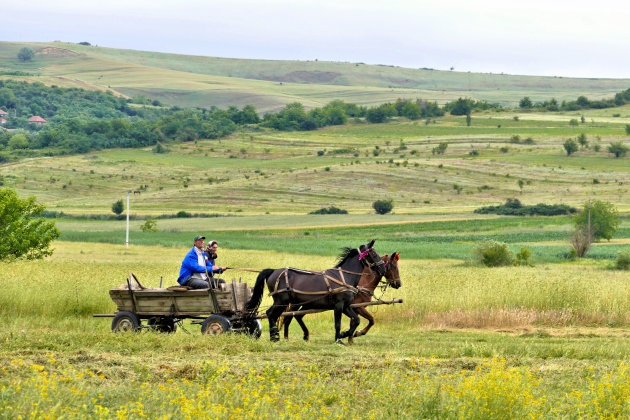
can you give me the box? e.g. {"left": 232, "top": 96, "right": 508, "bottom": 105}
{"left": 201, "top": 315, "right": 231, "bottom": 335}
{"left": 112, "top": 311, "right": 141, "bottom": 333}
{"left": 148, "top": 317, "right": 177, "bottom": 333}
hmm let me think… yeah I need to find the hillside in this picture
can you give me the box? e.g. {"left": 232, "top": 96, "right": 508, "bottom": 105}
{"left": 1, "top": 41, "right": 629, "bottom": 112}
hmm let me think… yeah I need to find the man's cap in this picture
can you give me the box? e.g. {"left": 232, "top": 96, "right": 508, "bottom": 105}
{"left": 193, "top": 235, "right": 205, "bottom": 242}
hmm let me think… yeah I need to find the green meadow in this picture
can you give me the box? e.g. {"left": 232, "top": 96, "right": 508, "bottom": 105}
{"left": 2, "top": 48, "right": 630, "bottom": 417}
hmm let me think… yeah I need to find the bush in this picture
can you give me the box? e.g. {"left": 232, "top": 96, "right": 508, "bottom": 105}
{"left": 111, "top": 200, "right": 124, "bottom": 216}
{"left": 372, "top": 199, "right": 393, "bottom": 215}
{"left": 474, "top": 199, "right": 577, "bottom": 216}
{"left": 615, "top": 251, "right": 630, "bottom": 270}
{"left": 474, "top": 240, "right": 514, "bottom": 267}
{"left": 140, "top": 218, "right": 158, "bottom": 232}
{"left": 514, "top": 247, "right": 533, "bottom": 266}
{"left": 309, "top": 206, "right": 348, "bottom": 215}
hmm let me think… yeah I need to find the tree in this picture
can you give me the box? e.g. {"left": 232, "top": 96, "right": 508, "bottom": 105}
{"left": 366, "top": 107, "right": 387, "bottom": 123}
{"left": 372, "top": 199, "right": 393, "bottom": 215}
{"left": 432, "top": 142, "right": 448, "bottom": 155}
{"left": 448, "top": 98, "right": 473, "bottom": 116}
{"left": 519, "top": 97, "right": 533, "bottom": 108}
{"left": 574, "top": 200, "right": 619, "bottom": 241}
{"left": 625, "top": 124, "right": 630, "bottom": 135}
{"left": 577, "top": 133, "right": 588, "bottom": 148}
{"left": 563, "top": 138, "right": 578, "bottom": 156}
{"left": 112, "top": 199, "right": 124, "bottom": 216}
{"left": 0, "top": 188, "right": 60, "bottom": 261}
{"left": 17, "top": 47, "right": 35, "bottom": 62}
{"left": 8, "top": 134, "right": 28, "bottom": 149}
{"left": 607, "top": 141, "right": 628, "bottom": 158}
{"left": 465, "top": 113, "right": 471, "bottom": 126}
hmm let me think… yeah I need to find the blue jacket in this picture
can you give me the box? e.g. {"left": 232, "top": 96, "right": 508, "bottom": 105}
{"left": 177, "top": 247, "right": 222, "bottom": 285}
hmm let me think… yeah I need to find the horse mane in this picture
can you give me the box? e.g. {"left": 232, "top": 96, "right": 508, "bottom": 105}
{"left": 335, "top": 247, "right": 359, "bottom": 267}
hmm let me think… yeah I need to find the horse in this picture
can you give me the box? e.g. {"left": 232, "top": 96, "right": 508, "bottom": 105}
{"left": 245, "top": 240, "right": 386, "bottom": 343}
{"left": 281, "top": 252, "right": 401, "bottom": 343}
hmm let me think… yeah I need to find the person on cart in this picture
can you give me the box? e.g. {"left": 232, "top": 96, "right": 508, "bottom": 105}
{"left": 177, "top": 235, "right": 226, "bottom": 289}
{"left": 205, "top": 240, "right": 225, "bottom": 288}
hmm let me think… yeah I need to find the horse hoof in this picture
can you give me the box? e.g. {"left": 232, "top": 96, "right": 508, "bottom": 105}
{"left": 303, "top": 335, "right": 309, "bottom": 341}
{"left": 335, "top": 339, "right": 346, "bottom": 346}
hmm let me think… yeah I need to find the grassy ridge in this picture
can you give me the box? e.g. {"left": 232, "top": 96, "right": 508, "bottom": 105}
{"left": 2, "top": 41, "right": 630, "bottom": 110}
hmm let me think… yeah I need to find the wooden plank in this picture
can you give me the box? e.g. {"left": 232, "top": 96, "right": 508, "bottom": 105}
{"left": 255, "top": 299, "right": 403, "bottom": 319}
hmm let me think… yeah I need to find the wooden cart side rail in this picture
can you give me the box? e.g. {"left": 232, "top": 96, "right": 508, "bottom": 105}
{"left": 255, "top": 298, "right": 403, "bottom": 319}
{"left": 93, "top": 299, "right": 403, "bottom": 319}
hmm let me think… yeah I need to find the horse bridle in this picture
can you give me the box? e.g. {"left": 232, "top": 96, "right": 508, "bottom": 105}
{"left": 358, "top": 247, "right": 387, "bottom": 276}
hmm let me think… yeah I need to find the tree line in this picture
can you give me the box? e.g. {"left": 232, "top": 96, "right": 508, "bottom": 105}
{"left": 2, "top": 79, "right": 630, "bottom": 161}
{"left": 518, "top": 88, "right": 630, "bottom": 111}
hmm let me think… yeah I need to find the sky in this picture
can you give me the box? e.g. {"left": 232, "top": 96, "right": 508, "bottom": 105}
{"left": 2, "top": 0, "right": 629, "bottom": 79}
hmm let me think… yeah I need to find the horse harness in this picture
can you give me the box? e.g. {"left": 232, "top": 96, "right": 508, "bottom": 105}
{"left": 269, "top": 266, "right": 363, "bottom": 298}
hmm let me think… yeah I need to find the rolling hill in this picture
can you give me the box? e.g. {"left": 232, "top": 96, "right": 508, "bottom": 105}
{"left": 1, "top": 41, "right": 629, "bottom": 112}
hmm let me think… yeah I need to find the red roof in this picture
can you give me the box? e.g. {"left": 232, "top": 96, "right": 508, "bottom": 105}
{"left": 0, "top": 109, "right": 8, "bottom": 116}
{"left": 0, "top": 118, "right": 6, "bottom": 124}
{"left": 28, "top": 116, "right": 47, "bottom": 123}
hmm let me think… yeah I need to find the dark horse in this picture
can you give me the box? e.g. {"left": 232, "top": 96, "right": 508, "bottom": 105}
{"left": 245, "top": 240, "right": 386, "bottom": 343}
{"left": 282, "top": 252, "right": 401, "bottom": 343}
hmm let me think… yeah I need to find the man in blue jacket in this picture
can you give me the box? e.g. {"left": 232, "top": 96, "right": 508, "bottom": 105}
{"left": 177, "top": 235, "right": 225, "bottom": 289}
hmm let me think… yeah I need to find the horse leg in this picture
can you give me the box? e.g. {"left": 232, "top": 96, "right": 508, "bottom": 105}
{"left": 353, "top": 307, "right": 374, "bottom": 338}
{"left": 295, "top": 314, "right": 309, "bottom": 341}
{"left": 266, "top": 304, "right": 287, "bottom": 342}
{"left": 283, "top": 314, "right": 293, "bottom": 340}
{"left": 340, "top": 305, "right": 360, "bottom": 344}
{"left": 334, "top": 302, "right": 344, "bottom": 344}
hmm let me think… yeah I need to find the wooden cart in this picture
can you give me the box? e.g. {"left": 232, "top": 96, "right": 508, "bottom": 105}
{"left": 94, "top": 273, "right": 262, "bottom": 337}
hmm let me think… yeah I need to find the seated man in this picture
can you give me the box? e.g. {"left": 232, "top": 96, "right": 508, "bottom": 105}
{"left": 177, "top": 235, "right": 225, "bottom": 289}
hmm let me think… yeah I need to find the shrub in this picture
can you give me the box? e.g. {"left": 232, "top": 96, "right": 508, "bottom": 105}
{"left": 372, "top": 199, "right": 393, "bottom": 215}
{"left": 140, "top": 218, "right": 158, "bottom": 232}
{"left": 309, "top": 206, "right": 348, "bottom": 215}
{"left": 615, "top": 251, "right": 630, "bottom": 270}
{"left": 514, "top": 247, "right": 533, "bottom": 266}
{"left": 474, "top": 240, "right": 514, "bottom": 267}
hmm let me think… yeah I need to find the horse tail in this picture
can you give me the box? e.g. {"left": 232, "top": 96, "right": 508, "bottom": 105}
{"left": 245, "top": 268, "right": 275, "bottom": 312}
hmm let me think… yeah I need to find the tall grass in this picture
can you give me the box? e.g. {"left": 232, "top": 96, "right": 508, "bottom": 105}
{"left": 2, "top": 242, "right": 629, "bottom": 327}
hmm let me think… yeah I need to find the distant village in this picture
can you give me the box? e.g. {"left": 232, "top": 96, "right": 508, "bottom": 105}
{"left": 0, "top": 108, "right": 47, "bottom": 129}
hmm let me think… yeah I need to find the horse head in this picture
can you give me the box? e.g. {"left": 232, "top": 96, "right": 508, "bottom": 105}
{"left": 358, "top": 239, "right": 387, "bottom": 277}
{"left": 382, "top": 252, "right": 402, "bottom": 289}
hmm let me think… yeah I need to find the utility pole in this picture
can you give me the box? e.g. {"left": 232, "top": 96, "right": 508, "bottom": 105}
{"left": 126, "top": 190, "right": 130, "bottom": 249}
{"left": 587, "top": 199, "right": 592, "bottom": 247}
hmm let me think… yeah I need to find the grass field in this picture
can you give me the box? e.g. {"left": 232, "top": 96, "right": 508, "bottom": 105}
{"left": 3, "top": 242, "right": 630, "bottom": 418}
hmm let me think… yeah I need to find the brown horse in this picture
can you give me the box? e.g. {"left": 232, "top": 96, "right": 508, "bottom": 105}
{"left": 245, "top": 240, "right": 386, "bottom": 343}
{"left": 282, "top": 253, "right": 401, "bottom": 342}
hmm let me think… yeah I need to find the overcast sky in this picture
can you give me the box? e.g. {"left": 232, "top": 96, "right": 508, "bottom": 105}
{"left": 2, "top": 0, "right": 629, "bottom": 78}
